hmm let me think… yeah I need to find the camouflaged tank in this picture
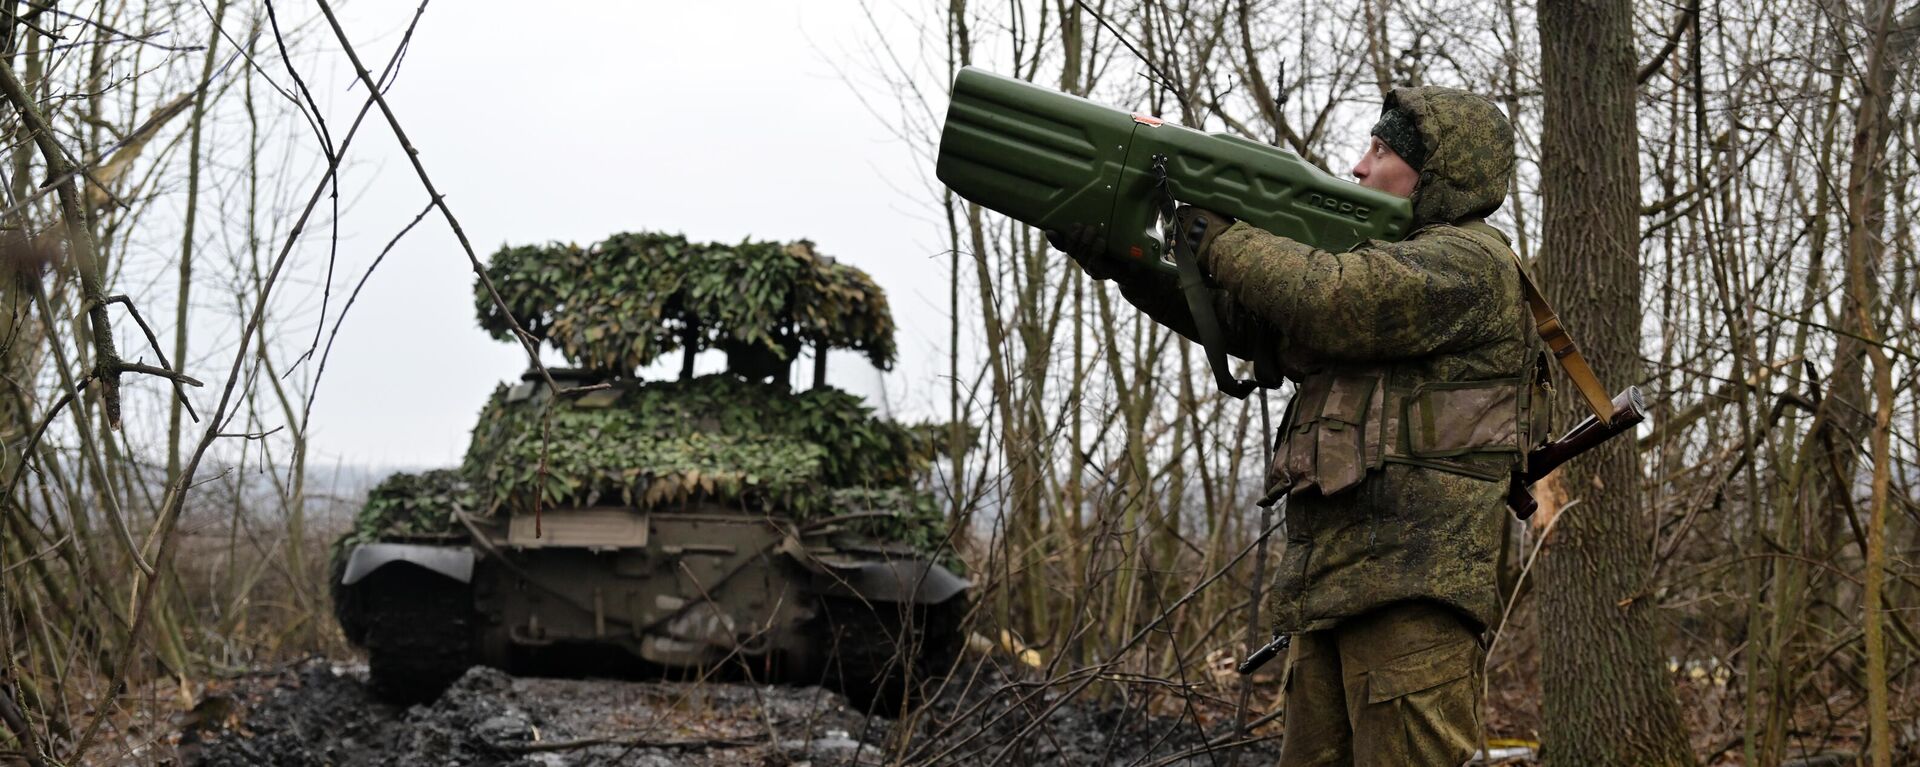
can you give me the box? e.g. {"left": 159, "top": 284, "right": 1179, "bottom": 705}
{"left": 330, "top": 234, "right": 968, "bottom": 714}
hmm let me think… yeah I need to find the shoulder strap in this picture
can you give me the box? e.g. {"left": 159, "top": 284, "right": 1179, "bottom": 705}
{"left": 1456, "top": 224, "right": 1616, "bottom": 426}
{"left": 1174, "top": 214, "right": 1257, "bottom": 399}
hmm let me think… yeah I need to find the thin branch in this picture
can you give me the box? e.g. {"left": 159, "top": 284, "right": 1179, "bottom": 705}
{"left": 1754, "top": 303, "right": 1917, "bottom": 363}
{"left": 1637, "top": 0, "right": 1700, "bottom": 84}
{"left": 0, "top": 41, "right": 244, "bottom": 223}
{"left": 1075, "top": 0, "right": 1190, "bottom": 106}
{"left": 99, "top": 294, "right": 197, "bottom": 421}
{"left": 311, "top": 0, "right": 563, "bottom": 394}
{"left": 12, "top": 0, "right": 187, "bottom": 52}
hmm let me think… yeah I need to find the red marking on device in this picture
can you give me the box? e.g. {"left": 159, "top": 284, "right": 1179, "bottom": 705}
{"left": 1129, "top": 245, "right": 1145, "bottom": 259}
{"left": 1131, "top": 113, "right": 1164, "bottom": 127}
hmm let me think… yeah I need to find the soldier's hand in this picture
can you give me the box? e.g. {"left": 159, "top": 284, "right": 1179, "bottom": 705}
{"left": 1044, "top": 224, "right": 1116, "bottom": 281}
{"left": 1172, "top": 206, "right": 1235, "bottom": 269}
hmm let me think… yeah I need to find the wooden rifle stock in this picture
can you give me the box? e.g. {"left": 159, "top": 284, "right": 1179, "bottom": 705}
{"left": 1507, "top": 386, "right": 1646, "bottom": 519}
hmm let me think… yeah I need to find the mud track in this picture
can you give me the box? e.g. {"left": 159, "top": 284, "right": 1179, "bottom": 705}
{"left": 183, "top": 660, "right": 1282, "bottom": 766}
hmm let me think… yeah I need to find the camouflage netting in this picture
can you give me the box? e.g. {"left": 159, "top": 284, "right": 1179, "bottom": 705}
{"left": 338, "top": 469, "right": 476, "bottom": 549}
{"left": 341, "top": 232, "right": 948, "bottom": 556}
{"left": 343, "top": 377, "right": 948, "bottom": 551}
{"left": 475, "top": 232, "right": 897, "bottom": 374}
{"left": 462, "top": 375, "right": 926, "bottom": 515}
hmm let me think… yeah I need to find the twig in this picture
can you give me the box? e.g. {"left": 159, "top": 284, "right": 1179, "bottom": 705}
{"left": 1636, "top": 0, "right": 1700, "bottom": 84}
{"left": 1232, "top": 389, "right": 1278, "bottom": 744}
{"left": 19, "top": 280, "right": 150, "bottom": 578}
{"left": 1483, "top": 498, "right": 1583, "bottom": 703}
{"left": 1140, "top": 734, "right": 1280, "bottom": 767}
{"left": 5, "top": 6, "right": 62, "bottom": 44}
{"left": 1753, "top": 303, "right": 1917, "bottom": 363}
{"left": 297, "top": 196, "right": 433, "bottom": 436}
{"left": 490, "top": 735, "right": 759, "bottom": 754}
{"left": 1074, "top": 0, "right": 1191, "bottom": 107}
{"left": 0, "top": 48, "right": 125, "bottom": 426}
{"left": 13, "top": 0, "right": 183, "bottom": 51}
{"left": 0, "top": 533, "right": 70, "bottom": 576}
{"left": 262, "top": 0, "right": 335, "bottom": 161}
{"left": 2, "top": 376, "right": 87, "bottom": 501}
{"left": 311, "top": 0, "right": 563, "bottom": 395}
{"left": 114, "top": 361, "right": 202, "bottom": 387}
{"left": 98, "top": 295, "right": 198, "bottom": 421}
{"left": 0, "top": 684, "right": 45, "bottom": 767}
{"left": 0, "top": 43, "right": 237, "bottom": 223}
{"left": 216, "top": 425, "right": 284, "bottom": 441}
{"left": 259, "top": 0, "right": 349, "bottom": 375}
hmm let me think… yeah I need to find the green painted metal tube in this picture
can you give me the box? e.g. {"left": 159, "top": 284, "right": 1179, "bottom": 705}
{"left": 937, "top": 67, "right": 1412, "bottom": 276}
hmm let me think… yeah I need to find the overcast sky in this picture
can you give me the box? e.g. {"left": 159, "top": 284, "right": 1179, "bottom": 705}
{"left": 288, "top": 1, "right": 950, "bottom": 469}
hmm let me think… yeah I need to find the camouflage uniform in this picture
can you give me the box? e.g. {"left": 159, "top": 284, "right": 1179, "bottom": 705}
{"left": 1117, "top": 87, "right": 1530, "bottom": 766}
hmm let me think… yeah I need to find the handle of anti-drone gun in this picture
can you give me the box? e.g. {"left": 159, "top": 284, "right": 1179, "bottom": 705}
{"left": 1173, "top": 214, "right": 1258, "bottom": 400}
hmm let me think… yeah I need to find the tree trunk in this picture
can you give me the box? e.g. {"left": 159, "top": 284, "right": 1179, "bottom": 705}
{"left": 1839, "top": 2, "right": 1907, "bottom": 762}
{"left": 1534, "top": 0, "right": 1694, "bottom": 764}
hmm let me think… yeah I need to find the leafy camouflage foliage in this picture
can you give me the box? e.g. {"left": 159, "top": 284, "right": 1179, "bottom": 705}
{"left": 338, "top": 469, "right": 476, "bottom": 549}
{"left": 343, "top": 233, "right": 943, "bottom": 554}
{"left": 821, "top": 487, "right": 949, "bottom": 554}
{"left": 344, "top": 378, "right": 949, "bottom": 552}
{"left": 461, "top": 375, "right": 930, "bottom": 519}
{"left": 475, "top": 232, "right": 896, "bottom": 374}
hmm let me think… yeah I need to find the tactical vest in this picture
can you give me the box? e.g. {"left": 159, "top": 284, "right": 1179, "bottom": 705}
{"left": 1266, "top": 222, "right": 1552, "bottom": 499}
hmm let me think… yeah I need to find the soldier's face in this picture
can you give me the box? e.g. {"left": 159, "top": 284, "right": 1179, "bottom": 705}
{"left": 1351, "top": 137, "right": 1419, "bottom": 199}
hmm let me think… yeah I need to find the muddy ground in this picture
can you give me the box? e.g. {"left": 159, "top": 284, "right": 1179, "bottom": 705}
{"left": 179, "top": 660, "right": 1283, "bottom": 766}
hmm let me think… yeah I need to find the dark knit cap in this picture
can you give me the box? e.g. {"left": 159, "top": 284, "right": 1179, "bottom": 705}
{"left": 1370, "top": 104, "right": 1428, "bottom": 171}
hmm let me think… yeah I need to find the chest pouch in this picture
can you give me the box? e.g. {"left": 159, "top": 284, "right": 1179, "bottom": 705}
{"left": 1273, "top": 372, "right": 1385, "bottom": 496}
{"left": 1404, "top": 378, "right": 1529, "bottom": 458}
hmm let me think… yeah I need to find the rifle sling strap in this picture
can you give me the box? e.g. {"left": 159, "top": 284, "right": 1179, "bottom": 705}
{"left": 1458, "top": 224, "right": 1615, "bottom": 426}
{"left": 1516, "top": 265, "right": 1614, "bottom": 425}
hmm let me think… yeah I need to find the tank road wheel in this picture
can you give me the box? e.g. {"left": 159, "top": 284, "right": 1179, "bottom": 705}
{"left": 817, "top": 595, "right": 966, "bottom": 716}
{"left": 360, "top": 565, "right": 476, "bottom": 703}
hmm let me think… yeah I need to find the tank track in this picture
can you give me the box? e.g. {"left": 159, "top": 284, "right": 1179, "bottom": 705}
{"left": 817, "top": 595, "right": 967, "bottom": 716}
{"left": 360, "top": 567, "right": 476, "bottom": 703}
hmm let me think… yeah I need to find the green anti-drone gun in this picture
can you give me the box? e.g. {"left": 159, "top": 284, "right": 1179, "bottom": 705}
{"left": 935, "top": 66, "right": 1412, "bottom": 398}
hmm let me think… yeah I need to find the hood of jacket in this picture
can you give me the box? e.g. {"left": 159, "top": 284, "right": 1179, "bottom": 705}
{"left": 1385, "top": 86, "right": 1516, "bottom": 227}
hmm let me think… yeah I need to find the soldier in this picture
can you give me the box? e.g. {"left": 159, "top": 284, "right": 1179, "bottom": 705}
{"left": 1052, "top": 87, "right": 1531, "bottom": 765}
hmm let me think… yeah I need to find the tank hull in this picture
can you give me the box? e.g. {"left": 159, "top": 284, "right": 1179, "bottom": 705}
{"left": 334, "top": 505, "right": 967, "bottom": 713}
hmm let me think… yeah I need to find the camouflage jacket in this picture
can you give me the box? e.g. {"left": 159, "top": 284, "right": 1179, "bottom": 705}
{"left": 1118, "top": 86, "right": 1532, "bottom": 634}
